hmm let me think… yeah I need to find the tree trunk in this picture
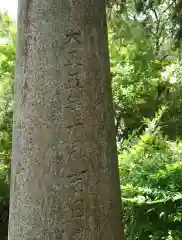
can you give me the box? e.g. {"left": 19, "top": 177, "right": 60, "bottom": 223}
{"left": 8, "top": 0, "right": 123, "bottom": 239}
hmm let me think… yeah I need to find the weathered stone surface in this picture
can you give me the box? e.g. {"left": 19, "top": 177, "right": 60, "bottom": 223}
{"left": 8, "top": 0, "right": 123, "bottom": 239}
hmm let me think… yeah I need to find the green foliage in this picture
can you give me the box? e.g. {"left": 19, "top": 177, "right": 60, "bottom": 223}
{"left": 0, "top": 164, "right": 9, "bottom": 197}
{"left": 108, "top": 4, "right": 182, "bottom": 237}
{"left": 0, "top": 11, "right": 15, "bottom": 238}
{"left": 109, "top": 0, "right": 182, "bottom": 140}
{"left": 0, "top": 12, "right": 15, "bottom": 165}
{"left": 119, "top": 113, "right": 182, "bottom": 239}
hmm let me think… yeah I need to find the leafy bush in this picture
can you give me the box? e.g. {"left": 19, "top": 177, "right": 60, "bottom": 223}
{"left": 119, "top": 114, "right": 182, "bottom": 239}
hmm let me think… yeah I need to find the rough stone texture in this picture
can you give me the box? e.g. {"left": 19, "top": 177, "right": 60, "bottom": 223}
{"left": 8, "top": 0, "right": 123, "bottom": 239}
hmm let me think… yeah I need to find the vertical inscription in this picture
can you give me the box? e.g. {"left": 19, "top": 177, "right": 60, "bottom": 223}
{"left": 67, "top": 170, "right": 87, "bottom": 218}
{"left": 55, "top": 36, "right": 86, "bottom": 226}
{"left": 63, "top": 30, "right": 84, "bottom": 125}
{"left": 63, "top": 30, "right": 86, "bottom": 237}
{"left": 64, "top": 31, "right": 83, "bottom": 89}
